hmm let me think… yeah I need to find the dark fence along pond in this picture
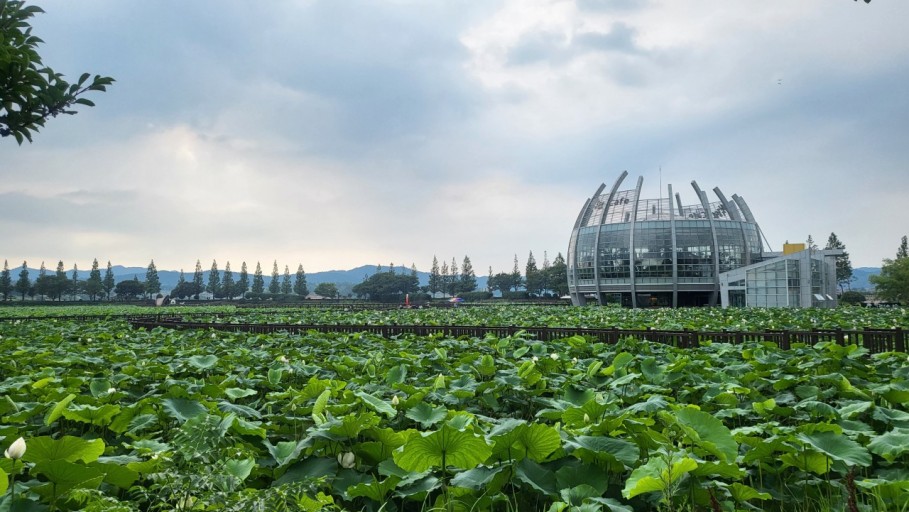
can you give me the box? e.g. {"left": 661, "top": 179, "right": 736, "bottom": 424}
{"left": 126, "top": 316, "right": 906, "bottom": 354}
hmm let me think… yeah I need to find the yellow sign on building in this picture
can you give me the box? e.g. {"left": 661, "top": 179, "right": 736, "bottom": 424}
{"left": 783, "top": 243, "right": 806, "bottom": 255}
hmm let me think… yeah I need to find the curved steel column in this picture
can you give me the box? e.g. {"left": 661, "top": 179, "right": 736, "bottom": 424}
{"left": 732, "top": 194, "right": 768, "bottom": 253}
{"left": 714, "top": 187, "right": 751, "bottom": 266}
{"left": 692, "top": 181, "right": 721, "bottom": 306}
{"left": 668, "top": 184, "right": 678, "bottom": 308}
{"left": 628, "top": 176, "right": 644, "bottom": 308}
{"left": 568, "top": 197, "right": 592, "bottom": 305}
{"left": 675, "top": 193, "right": 684, "bottom": 217}
{"left": 591, "top": 171, "right": 628, "bottom": 305}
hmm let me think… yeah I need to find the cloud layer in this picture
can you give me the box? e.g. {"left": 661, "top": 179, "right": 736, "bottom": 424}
{"left": 2, "top": 0, "right": 906, "bottom": 273}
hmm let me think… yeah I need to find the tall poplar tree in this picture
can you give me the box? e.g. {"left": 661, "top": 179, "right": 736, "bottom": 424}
{"left": 54, "top": 260, "right": 67, "bottom": 300}
{"left": 282, "top": 265, "right": 292, "bottom": 295}
{"left": 511, "top": 254, "right": 523, "bottom": 291}
{"left": 71, "top": 263, "right": 80, "bottom": 300}
{"left": 525, "top": 251, "right": 542, "bottom": 296}
{"left": 35, "top": 261, "right": 49, "bottom": 299}
{"left": 15, "top": 262, "right": 30, "bottom": 300}
{"left": 548, "top": 253, "right": 568, "bottom": 296}
{"left": 449, "top": 257, "right": 459, "bottom": 296}
{"left": 897, "top": 236, "right": 908, "bottom": 260}
{"left": 222, "top": 262, "right": 235, "bottom": 299}
{"left": 824, "top": 233, "right": 853, "bottom": 292}
{"left": 440, "top": 261, "right": 449, "bottom": 297}
{"left": 146, "top": 260, "right": 161, "bottom": 297}
{"left": 207, "top": 260, "right": 221, "bottom": 298}
{"left": 252, "top": 262, "right": 265, "bottom": 294}
{"left": 269, "top": 261, "right": 280, "bottom": 294}
{"left": 238, "top": 262, "right": 249, "bottom": 298}
{"left": 459, "top": 256, "right": 477, "bottom": 293}
{"left": 103, "top": 261, "right": 115, "bottom": 300}
{"left": 192, "top": 260, "right": 204, "bottom": 299}
{"left": 429, "top": 256, "right": 441, "bottom": 296}
{"left": 0, "top": 260, "right": 12, "bottom": 300}
{"left": 294, "top": 264, "right": 308, "bottom": 296}
{"left": 85, "top": 259, "right": 103, "bottom": 300}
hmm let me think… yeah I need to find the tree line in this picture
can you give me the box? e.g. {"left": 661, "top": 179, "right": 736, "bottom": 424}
{"left": 0, "top": 258, "right": 315, "bottom": 302}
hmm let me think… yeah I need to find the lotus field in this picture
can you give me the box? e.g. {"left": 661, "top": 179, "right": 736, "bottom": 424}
{"left": 1, "top": 305, "right": 908, "bottom": 511}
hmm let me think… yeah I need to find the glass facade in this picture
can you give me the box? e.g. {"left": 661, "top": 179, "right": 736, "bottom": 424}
{"left": 568, "top": 173, "right": 765, "bottom": 307}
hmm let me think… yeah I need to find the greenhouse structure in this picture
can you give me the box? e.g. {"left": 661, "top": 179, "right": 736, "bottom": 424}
{"left": 567, "top": 171, "right": 841, "bottom": 308}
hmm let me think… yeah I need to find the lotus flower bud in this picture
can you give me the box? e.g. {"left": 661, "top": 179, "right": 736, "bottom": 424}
{"left": 532, "top": 356, "right": 539, "bottom": 362}
{"left": 391, "top": 395, "right": 400, "bottom": 407}
{"left": 337, "top": 451, "right": 356, "bottom": 469}
{"left": 583, "top": 413, "right": 591, "bottom": 424}
{"left": 4, "top": 437, "right": 26, "bottom": 459}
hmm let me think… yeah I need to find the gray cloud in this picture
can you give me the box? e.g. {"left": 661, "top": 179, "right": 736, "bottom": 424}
{"left": 2, "top": 1, "right": 907, "bottom": 272}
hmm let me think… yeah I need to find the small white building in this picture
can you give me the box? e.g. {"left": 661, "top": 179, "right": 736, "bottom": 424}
{"left": 719, "top": 248, "right": 842, "bottom": 308}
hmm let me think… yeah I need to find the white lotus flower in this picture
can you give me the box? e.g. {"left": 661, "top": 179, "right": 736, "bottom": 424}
{"left": 4, "top": 437, "right": 26, "bottom": 459}
{"left": 278, "top": 355, "right": 288, "bottom": 363}
{"left": 337, "top": 451, "right": 356, "bottom": 469}
{"left": 550, "top": 353, "right": 559, "bottom": 360}
{"left": 583, "top": 413, "right": 591, "bottom": 424}
{"left": 391, "top": 395, "right": 400, "bottom": 407}
{"left": 107, "top": 387, "right": 117, "bottom": 394}
{"left": 532, "top": 356, "right": 539, "bottom": 362}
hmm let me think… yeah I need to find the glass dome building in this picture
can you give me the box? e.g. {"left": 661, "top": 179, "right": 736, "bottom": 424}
{"left": 567, "top": 171, "right": 765, "bottom": 307}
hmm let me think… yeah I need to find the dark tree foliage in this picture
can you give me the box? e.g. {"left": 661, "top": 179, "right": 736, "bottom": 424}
{"left": 252, "top": 262, "right": 265, "bottom": 294}
{"left": 222, "top": 262, "right": 234, "bottom": 299}
{"left": 824, "top": 232, "right": 853, "bottom": 292}
{"left": 114, "top": 277, "right": 144, "bottom": 300}
{"left": 238, "top": 262, "right": 250, "bottom": 298}
{"left": 870, "top": 256, "right": 909, "bottom": 304}
{"left": 314, "top": 282, "right": 338, "bottom": 299}
{"left": 294, "top": 264, "right": 308, "bottom": 297}
{"left": 207, "top": 260, "right": 220, "bottom": 297}
{"left": 103, "top": 261, "right": 115, "bottom": 299}
{"left": 192, "top": 260, "right": 204, "bottom": 299}
{"left": 0, "top": 260, "right": 11, "bottom": 300}
{"left": 897, "top": 235, "right": 908, "bottom": 260}
{"left": 352, "top": 270, "right": 419, "bottom": 302}
{"left": 0, "top": 1, "right": 113, "bottom": 143}
{"left": 145, "top": 260, "right": 161, "bottom": 297}
{"left": 839, "top": 290, "right": 866, "bottom": 305}
{"left": 268, "top": 261, "right": 280, "bottom": 294}
{"left": 15, "top": 261, "right": 29, "bottom": 299}
{"left": 85, "top": 258, "right": 103, "bottom": 300}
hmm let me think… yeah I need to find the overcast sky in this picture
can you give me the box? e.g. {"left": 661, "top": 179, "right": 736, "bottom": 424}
{"left": 2, "top": 0, "right": 906, "bottom": 275}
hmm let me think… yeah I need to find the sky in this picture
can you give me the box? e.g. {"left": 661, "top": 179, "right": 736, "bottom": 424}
{"left": 2, "top": 0, "right": 907, "bottom": 275}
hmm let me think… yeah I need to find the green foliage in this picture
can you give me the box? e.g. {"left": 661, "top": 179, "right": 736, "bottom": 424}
{"left": 352, "top": 269, "right": 418, "bottom": 302}
{"left": 870, "top": 256, "right": 909, "bottom": 304}
{"left": 825, "top": 232, "right": 854, "bottom": 292}
{"left": 0, "top": 0, "right": 113, "bottom": 143}
{"left": 0, "top": 305, "right": 908, "bottom": 510}
{"left": 113, "top": 277, "right": 144, "bottom": 299}
{"left": 314, "top": 282, "right": 338, "bottom": 298}
{"left": 840, "top": 290, "right": 866, "bottom": 304}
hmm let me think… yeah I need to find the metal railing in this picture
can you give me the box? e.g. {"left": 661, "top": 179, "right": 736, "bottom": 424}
{"left": 126, "top": 317, "right": 906, "bottom": 354}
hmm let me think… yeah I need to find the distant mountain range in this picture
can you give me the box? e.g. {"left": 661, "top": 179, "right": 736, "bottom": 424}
{"left": 850, "top": 267, "right": 881, "bottom": 291}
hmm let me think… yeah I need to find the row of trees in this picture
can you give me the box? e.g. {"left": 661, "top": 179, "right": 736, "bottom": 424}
{"left": 488, "top": 252, "right": 569, "bottom": 297}
{"left": 0, "top": 259, "right": 117, "bottom": 301}
{"left": 169, "top": 260, "right": 310, "bottom": 300}
{"left": 0, "top": 258, "right": 314, "bottom": 301}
